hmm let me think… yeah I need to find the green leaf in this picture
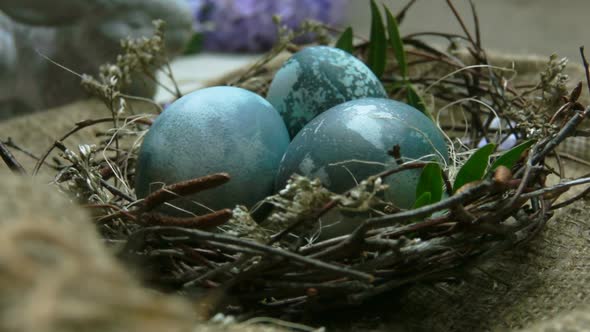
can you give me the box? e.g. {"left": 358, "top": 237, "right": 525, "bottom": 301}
{"left": 416, "top": 163, "right": 444, "bottom": 204}
{"left": 335, "top": 27, "right": 354, "bottom": 53}
{"left": 386, "top": 81, "right": 407, "bottom": 90}
{"left": 406, "top": 84, "right": 433, "bottom": 120}
{"left": 453, "top": 143, "right": 496, "bottom": 192}
{"left": 490, "top": 140, "right": 535, "bottom": 171}
{"left": 383, "top": 5, "right": 407, "bottom": 78}
{"left": 183, "top": 33, "right": 203, "bottom": 55}
{"left": 368, "top": 0, "right": 387, "bottom": 77}
{"left": 412, "top": 192, "right": 432, "bottom": 209}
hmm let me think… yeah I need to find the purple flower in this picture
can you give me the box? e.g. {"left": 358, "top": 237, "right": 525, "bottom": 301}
{"left": 186, "top": 0, "right": 350, "bottom": 53}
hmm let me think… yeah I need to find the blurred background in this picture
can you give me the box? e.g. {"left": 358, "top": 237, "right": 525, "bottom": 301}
{"left": 1, "top": 0, "right": 589, "bottom": 110}
{"left": 158, "top": 0, "right": 590, "bottom": 101}
{"left": 350, "top": 0, "right": 589, "bottom": 61}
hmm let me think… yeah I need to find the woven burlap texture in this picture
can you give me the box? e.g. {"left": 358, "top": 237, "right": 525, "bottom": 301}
{"left": 0, "top": 170, "right": 294, "bottom": 332}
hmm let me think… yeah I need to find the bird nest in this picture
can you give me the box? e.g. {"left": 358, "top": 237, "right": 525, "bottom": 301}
{"left": 4, "top": 3, "right": 590, "bottom": 322}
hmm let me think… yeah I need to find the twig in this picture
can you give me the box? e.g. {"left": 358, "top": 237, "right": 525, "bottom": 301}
{"left": 445, "top": 0, "right": 477, "bottom": 48}
{"left": 32, "top": 115, "right": 149, "bottom": 175}
{"left": 163, "top": 58, "right": 183, "bottom": 98}
{"left": 139, "top": 173, "right": 231, "bottom": 211}
{"left": 551, "top": 183, "right": 590, "bottom": 210}
{"left": 468, "top": 0, "right": 481, "bottom": 50}
{"left": 138, "top": 209, "right": 233, "bottom": 229}
{"left": 404, "top": 31, "right": 471, "bottom": 42}
{"left": 119, "top": 93, "right": 163, "bottom": 114}
{"left": 519, "top": 176, "right": 590, "bottom": 200}
{"left": 100, "top": 179, "right": 135, "bottom": 202}
{"left": 84, "top": 203, "right": 137, "bottom": 221}
{"left": 580, "top": 46, "right": 590, "bottom": 95}
{"left": 364, "top": 180, "right": 494, "bottom": 229}
{"left": 2, "top": 138, "right": 58, "bottom": 168}
{"left": 133, "top": 226, "right": 374, "bottom": 282}
{"left": 395, "top": 0, "right": 419, "bottom": 24}
{"left": 0, "top": 141, "right": 26, "bottom": 175}
{"left": 533, "top": 106, "right": 590, "bottom": 165}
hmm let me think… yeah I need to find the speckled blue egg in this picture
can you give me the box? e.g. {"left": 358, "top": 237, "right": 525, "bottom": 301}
{"left": 275, "top": 98, "right": 449, "bottom": 209}
{"left": 266, "top": 46, "right": 388, "bottom": 138}
{"left": 135, "top": 86, "right": 290, "bottom": 216}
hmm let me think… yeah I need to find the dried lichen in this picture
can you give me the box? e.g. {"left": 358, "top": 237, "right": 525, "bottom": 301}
{"left": 508, "top": 54, "right": 569, "bottom": 138}
{"left": 55, "top": 144, "right": 110, "bottom": 204}
{"left": 261, "top": 174, "right": 388, "bottom": 243}
{"left": 218, "top": 206, "right": 271, "bottom": 243}
{"left": 262, "top": 175, "right": 335, "bottom": 236}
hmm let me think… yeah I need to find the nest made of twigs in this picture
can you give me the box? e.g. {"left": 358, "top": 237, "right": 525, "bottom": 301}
{"left": 8, "top": 8, "right": 590, "bottom": 322}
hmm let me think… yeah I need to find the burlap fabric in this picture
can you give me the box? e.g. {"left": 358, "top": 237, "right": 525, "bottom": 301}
{"left": 0, "top": 170, "right": 293, "bottom": 332}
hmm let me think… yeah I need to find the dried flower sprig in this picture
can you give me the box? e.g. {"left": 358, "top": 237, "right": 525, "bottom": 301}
{"left": 81, "top": 19, "right": 174, "bottom": 101}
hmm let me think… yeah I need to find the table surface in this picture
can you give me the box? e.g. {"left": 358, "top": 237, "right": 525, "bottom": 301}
{"left": 154, "top": 53, "right": 261, "bottom": 104}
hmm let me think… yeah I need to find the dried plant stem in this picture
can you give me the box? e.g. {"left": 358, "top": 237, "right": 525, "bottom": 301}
{"left": 445, "top": 0, "right": 477, "bottom": 52}
{"left": 520, "top": 176, "right": 590, "bottom": 200}
{"left": 100, "top": 179, "right": 135, "bottom": 202}
{"left": 580, "top": 46, "right": 590, "bottom": 94}
{"left": 84, "top": 203, "right": 137, "bottom": 221}
{"left": 269, "top": 162, "right": 428, "bottom": 245}
{"left": 396, "top": 0, "right": 419, "bottom": 24}
{"left": 140, "top": 173, "right": 231, "bottom": 212}
{"left": 163, "top": 59, "right": 183, "bottom": 98}
{"left": 139, "top": 209, "right": 233, "bottom": 229}
{"left": 0, "top": 141, "right": 26, "bottom": 175}
{"left": 533, "top": 106, "right": 590, "bottom": 165}
{"left": 33, "top": 115, "right": 149, "bottom": 175}
{"left": 133, "top": 226, "right": 375, "bottom": 282}
{"left": 119, "top": 93, "right": 163, "bottom": 113}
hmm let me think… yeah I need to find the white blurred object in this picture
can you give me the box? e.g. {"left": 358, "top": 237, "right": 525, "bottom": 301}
{"left": 0, "top": 0, "right": 193, "bottom": 116}
{"left": 154, "top": 53, "right": 261, "bottom": 103}
{"left": 477, "top": 117, "right": 518, "bottom": 151}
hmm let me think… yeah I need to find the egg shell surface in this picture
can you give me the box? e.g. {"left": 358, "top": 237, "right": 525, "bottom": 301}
{"left": 266, "top": 46, "right": 387, "bottom": 138}
{"left": 275, "top": 98, "right": 449, "bottom": 209}
{"left": 135, "top": 86, "right": 290, "bottom": 215}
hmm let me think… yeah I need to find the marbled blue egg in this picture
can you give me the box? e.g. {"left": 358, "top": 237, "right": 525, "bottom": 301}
{"left": 275, "top": 98, "right": 449, "bottom": 209}
{"left": 267, "top": 46, "right": 387, "bottom": 138}
{"left": 135, "top": 86, "right": 290, "bottom": 216}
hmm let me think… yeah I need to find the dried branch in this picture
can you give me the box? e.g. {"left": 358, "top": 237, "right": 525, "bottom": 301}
{"left": 129, "top": 226, "right": 375, "bottom": 282}
{"left": 138, "top": 209, "right": 233, "bottom": 229}
{"left": 0, "top": 140, "right": 26, "bottom": 175}
{"left": 139, "top": 173, "right": 231, "bottom": 212}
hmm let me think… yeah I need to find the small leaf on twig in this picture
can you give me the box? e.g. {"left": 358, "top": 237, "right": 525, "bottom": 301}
{"left": 335, "top": 27, "right": 354, "bottom": 53}
{"left": 368, "top": 0, "right": 387, "bottom": 77}
{"left": 453, "top": 143, "right": 496, "bottom": 192}
{"left": 412, "top": 191, "right": 432, "bottom": 209}
{"left": 415, "top": 162, "right": 444, "bottom": 204}
{"left": 406, "top": 84, "right": 433, "bottom": 120}
{"left": 490, "top": 140, "right": 535, "bottom": 172}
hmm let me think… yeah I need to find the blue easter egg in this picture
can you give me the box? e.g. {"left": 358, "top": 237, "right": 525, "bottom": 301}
{"left": 267, "top": 46, "right": 387, "bottom": 138}
{"left": 275, "top": 98, "right": 449, "bottom": 209}
{"left": 135, "top": 86, "right": 290, "bottom": 215}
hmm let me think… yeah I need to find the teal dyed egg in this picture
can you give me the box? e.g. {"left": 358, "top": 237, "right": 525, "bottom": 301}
{"left": 275, "top": 98, "right": 449, "bottom": 210}
{"left": 267, "top": 46, "right": 387, "bottom": 138}
{"left": 135, "top": 86, "right": 290, "bottom": 216}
